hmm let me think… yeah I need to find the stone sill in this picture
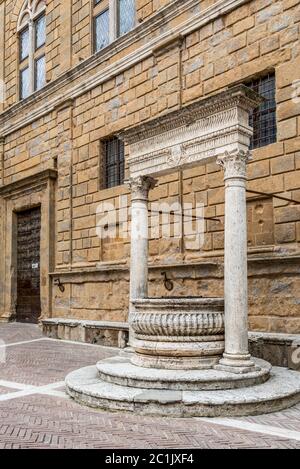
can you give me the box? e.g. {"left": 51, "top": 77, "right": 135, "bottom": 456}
{"left": 49, "top": 262, "right": 128, "bottom": 276}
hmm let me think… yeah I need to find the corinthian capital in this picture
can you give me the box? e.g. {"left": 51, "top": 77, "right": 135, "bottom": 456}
{"left": 126, "top": 176, "right": 157, "bottom": 200}
{"left": 217, "top": 149, "right": 252, "bottom": 180}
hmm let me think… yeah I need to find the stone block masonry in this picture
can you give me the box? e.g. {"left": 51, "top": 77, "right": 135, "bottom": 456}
{"left": 0, "top": 0, "right": 299, "bottom": 335}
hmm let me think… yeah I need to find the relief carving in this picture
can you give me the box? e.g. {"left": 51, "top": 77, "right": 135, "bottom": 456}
{"left": 126, "top": 176, "right": 157, "bottom": 200}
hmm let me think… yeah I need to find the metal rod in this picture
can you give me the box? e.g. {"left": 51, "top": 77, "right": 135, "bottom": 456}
{"left": 148, "top": 209, "right": 221, "bottom": 222}
{"left": 246, "top": 189, "right": 300, "bottom": 205}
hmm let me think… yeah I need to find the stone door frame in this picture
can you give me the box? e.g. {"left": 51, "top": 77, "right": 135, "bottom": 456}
{"left": 0, "top": 169, "right": 57, "bottom": 323}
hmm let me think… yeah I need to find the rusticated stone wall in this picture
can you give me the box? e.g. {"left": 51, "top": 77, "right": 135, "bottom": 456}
{"left": 0, "top": 0, "right": 299, "bottom": 333}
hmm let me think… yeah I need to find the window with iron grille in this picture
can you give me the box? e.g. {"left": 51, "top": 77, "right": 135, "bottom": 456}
{"left": 247, "top": 73, "right": 277, "bottom": 150}
{"left": 102, "top": 137, "right": 125, "bottom": 189}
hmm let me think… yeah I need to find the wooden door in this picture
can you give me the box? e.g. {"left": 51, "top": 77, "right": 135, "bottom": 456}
{"left": 16, "top": 207, "right": 41, "bottom": 324}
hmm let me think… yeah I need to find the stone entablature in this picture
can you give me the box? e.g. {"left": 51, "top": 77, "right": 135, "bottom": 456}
{"left": 121, "top": 86, "right": 261, "bottom": 178}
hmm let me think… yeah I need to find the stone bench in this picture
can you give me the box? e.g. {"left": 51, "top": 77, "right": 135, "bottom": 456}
{"left": 41, "top": 318, "right": 129, "bottom": 349}
{"left": 42, "top": 318, "right": 300, "bottom": 370}
{"left": 249, "top": 332, "right": 300, "bottom": 371}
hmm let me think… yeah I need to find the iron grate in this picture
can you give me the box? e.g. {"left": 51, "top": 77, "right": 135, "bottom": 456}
{"left": 103, "top": 137, "right": 125, "bottom": 189}
{"left": 247, "top": 73, "right": 277, "bottom": 150}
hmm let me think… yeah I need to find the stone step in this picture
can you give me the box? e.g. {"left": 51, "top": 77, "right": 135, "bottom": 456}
{"left": 65, "top": 364, "right": 300, "bottom": 418}
{"left": 97, "top": 356, "right": 271, "bottom": 391}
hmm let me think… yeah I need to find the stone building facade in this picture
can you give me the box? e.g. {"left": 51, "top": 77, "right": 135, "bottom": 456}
{"left": 0, "top": 0, "right": 299, "bottom": 340}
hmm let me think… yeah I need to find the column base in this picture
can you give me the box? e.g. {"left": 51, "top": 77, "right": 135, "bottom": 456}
{"left": 215, "top": 353, "right": 258, "bottom": 374}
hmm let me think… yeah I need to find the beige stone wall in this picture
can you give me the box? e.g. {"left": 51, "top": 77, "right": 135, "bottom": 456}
{"left": 0, "top": 0, "right": 299, "bottom": 332}
{"left": 72, "top": 0, "right": 91, "bottom": 64}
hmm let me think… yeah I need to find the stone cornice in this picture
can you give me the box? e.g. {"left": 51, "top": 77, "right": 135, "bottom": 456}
{"left": 152, "top": 34, "right": 184, "bottom": 57}
{"left": 120, "top": 85, "right": 262, "bottom": 144}
{"left": 0, "top": 169, "right": 57, "bottom": 198}
{"left": 0, "top": 0, "right": 251, "bottom": 137}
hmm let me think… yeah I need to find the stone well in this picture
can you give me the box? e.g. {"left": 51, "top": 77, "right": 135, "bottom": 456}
{"left": 66, "top": 86, "right": 300, "bottom": 417}
{"left": 130, "top": 298, "right": 225, "bottom": 370}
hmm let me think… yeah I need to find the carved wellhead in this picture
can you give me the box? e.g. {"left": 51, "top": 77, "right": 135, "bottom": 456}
{"left": 130, "top": 298, "right": 225, "bottom": 370}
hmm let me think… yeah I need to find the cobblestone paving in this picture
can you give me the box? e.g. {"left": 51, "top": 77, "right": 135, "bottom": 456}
{"left": 0, "top": 323, "right": 300, "bottom": 449}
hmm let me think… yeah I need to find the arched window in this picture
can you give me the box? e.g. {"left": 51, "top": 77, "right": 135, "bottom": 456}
{"left": 17, "top": 0, "right": 46, "bottom": 100}
{"left": 93, "top": 0, "right": 136, "bottom": 53}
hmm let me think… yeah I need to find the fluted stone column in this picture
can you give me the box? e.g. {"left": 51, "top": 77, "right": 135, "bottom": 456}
{"left": 216, "top": 150, "right": 256, "bottom": 374}
{"left": 127, "top": 176, "right": 156, "bottom": 346}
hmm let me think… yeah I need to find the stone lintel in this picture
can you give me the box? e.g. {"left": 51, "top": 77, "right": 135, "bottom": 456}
{"left": 0, "top": 169, "right": 58, "bottom": 199}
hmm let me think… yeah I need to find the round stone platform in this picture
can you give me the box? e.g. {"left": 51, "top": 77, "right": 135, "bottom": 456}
{"left": 96, "top": 356, "right": 271, "bottom": 391}
{"left": 65, "top": 363, "right": 300, "bottom": 418}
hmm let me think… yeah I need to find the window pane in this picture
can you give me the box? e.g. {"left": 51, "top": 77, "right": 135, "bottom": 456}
{"left": 95, "top": 10, "right": 109, "bottom": 52}
{"left": 35, "top": 55, "right": 46, "bottom": 91}
{"left": 248, "top": 73, "right": 277, "bottom": 150}
{"left": 20, "top": 67, "right": 30, "bottom": 99}
{"left": 35, "top": 15, "right": 46, "bottom": 50}
{"left": 118, "top": 0, "right": 135, "bottom": 37}
{"left": 20, "top": 28, "right": 29, "bottom": 61}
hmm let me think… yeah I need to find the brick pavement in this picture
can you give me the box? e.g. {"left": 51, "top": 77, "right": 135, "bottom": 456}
{"left": 0, "top": 323, "right": 45, "bottom": 344}
{"left": 0, "top": 323, "right": 300, "bottom": 450}
{"left": 0, "top": 386, "right": 18, "bottom": 395}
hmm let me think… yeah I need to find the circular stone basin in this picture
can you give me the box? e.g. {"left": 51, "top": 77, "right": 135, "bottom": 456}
{"left": 130, "top": 297, "right": 225, "bottom": 370}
